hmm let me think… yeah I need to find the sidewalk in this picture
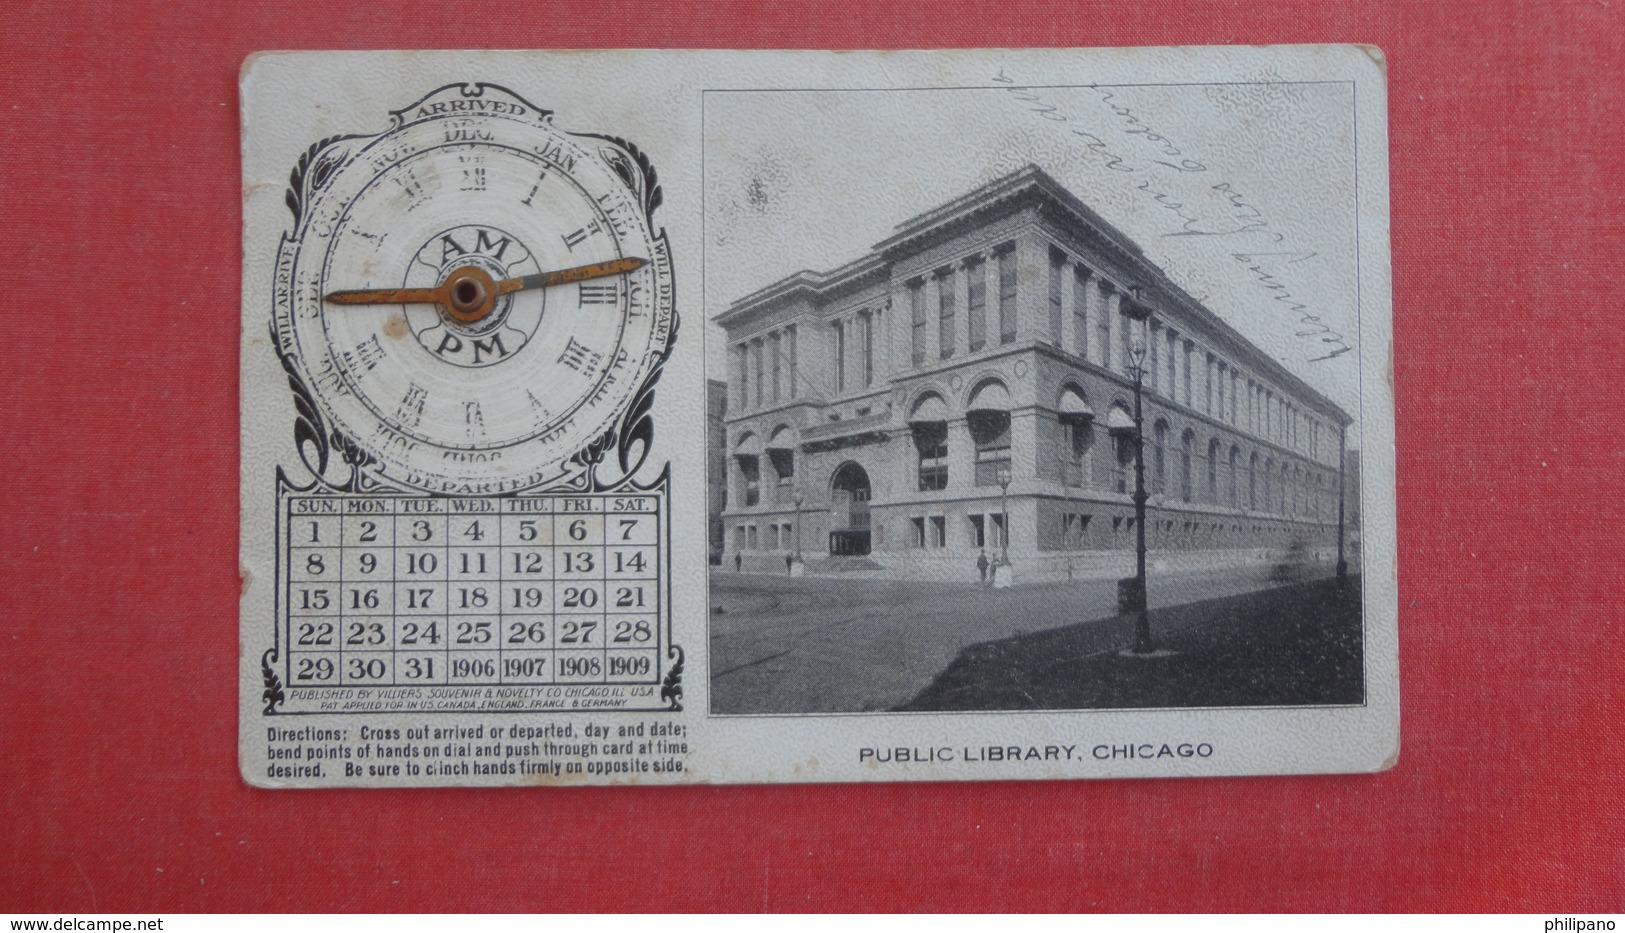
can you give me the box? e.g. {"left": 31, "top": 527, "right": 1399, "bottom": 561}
{"left": 708, "top": 565, "right": 1358, "bottom": 714}
{"left": 898, "top": 576, "right": 1364, "bottom": 711}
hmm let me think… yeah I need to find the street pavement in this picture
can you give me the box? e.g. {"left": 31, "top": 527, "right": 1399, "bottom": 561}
{"left": 900, "top": 577, "right": 1363, "bottom": 711}
{"left": 708, "top": 562, "right": 1348, "bottom": 714}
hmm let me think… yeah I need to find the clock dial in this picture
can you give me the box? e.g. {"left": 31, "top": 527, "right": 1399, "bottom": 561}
{"left": 275, "top": 85, "right": 674, "bottom": 495}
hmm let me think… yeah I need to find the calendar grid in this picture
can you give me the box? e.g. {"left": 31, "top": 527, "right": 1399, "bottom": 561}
{"left": 282, "top": 493, "right": 662, "bottom": 690}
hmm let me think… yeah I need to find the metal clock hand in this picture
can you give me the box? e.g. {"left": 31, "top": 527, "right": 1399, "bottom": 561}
{"left": 325, "top": 257, "right": 647, "bottom": 323}
{"left": 495, "top": 257, "right": 646, "bottom": 295}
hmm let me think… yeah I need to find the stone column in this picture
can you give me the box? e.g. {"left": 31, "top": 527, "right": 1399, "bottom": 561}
{"left": 725, "top": 453, "right": 743, "bottom": 522}
{"left": 946, "top": 416, "right": 975, "bottom": 492}
{"left": 891, "top": 427, "right": 918, "bottom": 503}
{"left": 1015, "top": 235, "right": 1049, "bottom": 344}
{"left": 1011, "top": 408, "right": 1040, "bottom": 482}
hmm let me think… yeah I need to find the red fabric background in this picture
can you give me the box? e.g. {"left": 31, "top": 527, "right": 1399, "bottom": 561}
{"left": 1, "top": 0, "right": 1620, "bottom": 913}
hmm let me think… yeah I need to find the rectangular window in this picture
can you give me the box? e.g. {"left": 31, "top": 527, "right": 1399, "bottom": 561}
{"left": 769, "top": 448, "right": 794, "bottom": 488}
{"left": 967, "top": 259, "right": 987, "bottom": 352}
{"left": 991, "top": 512, "right": 1008, "bottom": 549}
{"left": 910, "top": 282, "right": 926, "bottom": 367}
{"left": 1064, "top": 420, "right": 1090, "bottom": 487}
{"left": 737, "top": 344, "right": 750, "bottom": 410}
{"left": 753, "top": 340, "right": 765, "bottom": 407}
{"left": 770, "top": 332, "right": 781, "bottom": 404}
{"left": 738, "top": 455, "right": 760, "bottom": 507}
{"left": 1048, "top": 250, "right": 1064, "bottom": 346}
{"left": 788, "top": 325, "right": 798, "bottom": 399}
{"left": 998, "top": 248, "right": 1017, "bottom": 345}
{"left": 938, "top": 271, "right": 955, "bottom": 360}
{"left": 1113, "top": 432, "right": 1132, "bottom": 493}
{"left": 1205, "top": 354, "right": 1215, "bottom": 416}
{"left": 1073, "top": 269, "right": 1089, "bottom": 360}
{"left": 1166, "top": 330, "right": 1179, "bottom": 399}
{"left": 1182, "top": 341, "right": 1193, "bottom": 407}
{"left": 911, "top": 517, "right": 926, "bottom": 548}
{"left": 861, "top": 312, "right": 874, "bottom": 387}
{"left": 929, "top": 516, "right": 946, "bottom": 548}
{"left": 834, "top": 320, "right": 846, "bottom": 393}
{"left": 1120, "top": 306, "right": 1133, "bottom": 377}
{"left": 734, "top": 526, "right": 746, "bottom": 550}
{"left": 969, "top": 514, "right": 986, "bottom": 549}
{"left": 971, "top": 412, "right": 1012, "bottom": 487}
{"left": 1149, "top": 322, "right": 1161, "bottom": 394}
{"left": 914, "top": 422, "right": 949, "bottom": 491}
{"left": 1097, "top": 286, "right": 1113, "bottom": 367}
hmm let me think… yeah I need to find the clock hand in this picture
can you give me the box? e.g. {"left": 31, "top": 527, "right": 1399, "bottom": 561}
{"left": 495, "top": 257, "right": 646, "bottom": 296}
{"left": 324, "top": 257, "right": 647, "bottom": 324}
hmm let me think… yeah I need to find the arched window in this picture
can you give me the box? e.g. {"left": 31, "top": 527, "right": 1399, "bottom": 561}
{"left": 1180, "top": 429, "right": 1195, "bottom": 502}
{"left": 1248, "top": 452, "right": 1260, "bottom": 509}
{"left": 1106, "top": 403, "right": 1135, "bottom": 493}
{"left": 1152, "top": 419, "right": 1169, "bottom": 495}
{"left": 967, "top": 380, "right": 1012, "bottom": 487}
{"left": 1228, "top": 445, "right": 1241, "bottom": 508}
{"left": 767, "top": 426, "right": 796, "bottom": 501}
{"left": 1058, "top": 385, "right": 1094, "bottom": 488}
{"left": 734, "top": 432, "right": 763, "bottom": 507}
{"left": 1263, "top": 457, "right": 1275, "bottom": 512}
{"left": 909, "top": 393, "right": 950, "bottom": 491}
{"left": 1207, "top": 438, "right": 1221, "bottom": 502}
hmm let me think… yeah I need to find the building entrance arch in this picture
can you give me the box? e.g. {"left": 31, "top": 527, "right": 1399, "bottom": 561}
{"left": 828, "top": 461, "right": 872, "bottom": 556}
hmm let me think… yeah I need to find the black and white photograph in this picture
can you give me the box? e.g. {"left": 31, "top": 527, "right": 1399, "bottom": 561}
{"left": 706, "top": 76, "right": 1371, "bottom": 717}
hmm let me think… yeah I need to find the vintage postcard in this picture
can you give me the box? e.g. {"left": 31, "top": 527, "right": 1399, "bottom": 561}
{"left": 240, "top": 46, "right": 1396, "bottom": 786}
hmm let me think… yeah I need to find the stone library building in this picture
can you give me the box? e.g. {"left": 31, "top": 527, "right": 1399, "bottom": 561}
{"left": 714, "top": 166, "right": 1352, "bottom": 582}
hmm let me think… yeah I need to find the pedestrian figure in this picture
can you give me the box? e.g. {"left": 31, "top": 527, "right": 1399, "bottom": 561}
{"left": 785, "top": 554, "right": 794, "bottom": 575}
{"left": 735, "top": 552, "right": 742, "bottom": 573}
{"left": 977, "top": 550, "right": 989, "bottom": 586}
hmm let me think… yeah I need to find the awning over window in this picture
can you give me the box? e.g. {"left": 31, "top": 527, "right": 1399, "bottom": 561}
{"left": 1058, "top": 389, "right": 1095, "bottom": 423}
{"left": 766, "top": 426, "right": 797, "bottom": 453}
{"left": 733, "top": 432, "right": 763, "bottom": 456}
{"left": 908, "top": 393, "right": 950, "bottom": 424}
{"left": 966, "top": 380, "right": 1012, "bottom": 413}
{"left": 1105, "top": 405, "right": 1136, "bottom": 433}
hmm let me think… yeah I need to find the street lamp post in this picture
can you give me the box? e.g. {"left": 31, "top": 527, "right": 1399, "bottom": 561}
{"left": 1124, "top": 307, "right": 1157, "bottom": 655}
{"left": 793, "top": 491, "right": 804, "bottom": 563}
{"left": 997, "top": 466, "right": 1012, "bottom": 566}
